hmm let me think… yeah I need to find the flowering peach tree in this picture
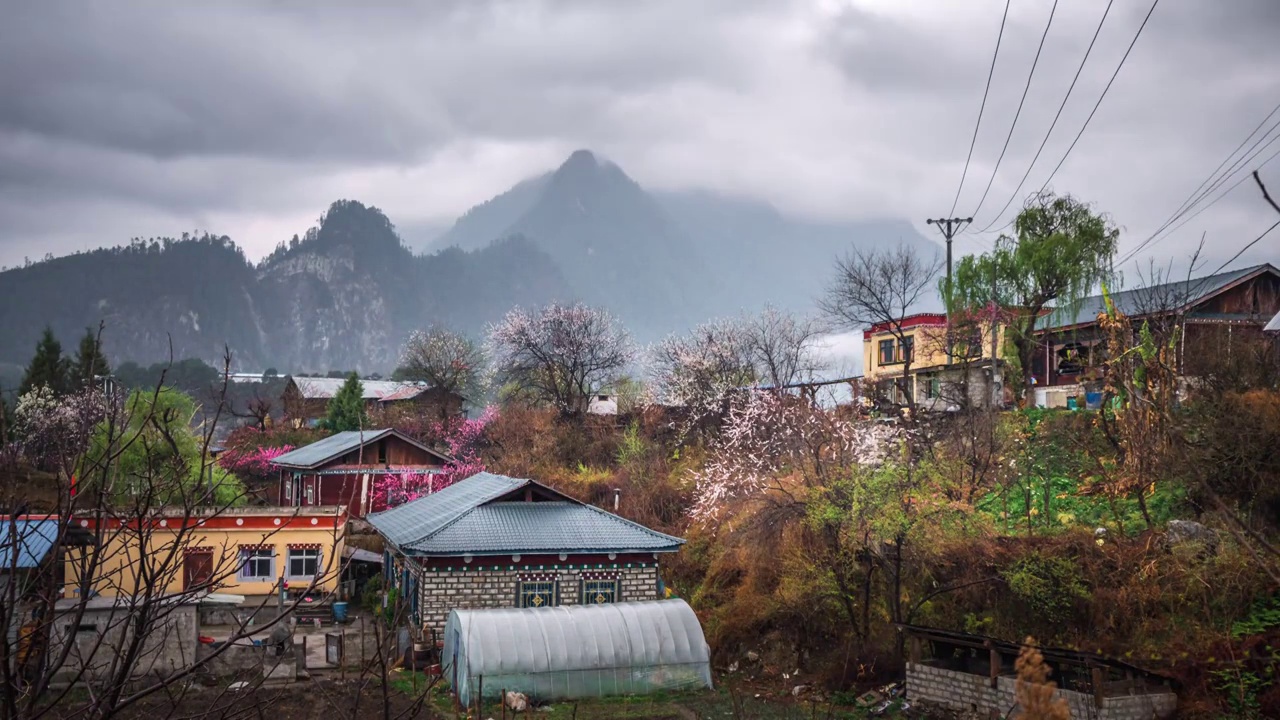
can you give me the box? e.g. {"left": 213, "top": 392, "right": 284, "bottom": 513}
{"left": 369, "top": 406, "right": 497, "bottom": 510}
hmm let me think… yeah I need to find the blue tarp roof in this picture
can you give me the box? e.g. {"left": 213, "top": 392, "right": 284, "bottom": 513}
{"left": 0, "top": 519, "right": 61, "bottom": 569}
{"left": 367, "top": 472, "right": 684, "bottom": 556}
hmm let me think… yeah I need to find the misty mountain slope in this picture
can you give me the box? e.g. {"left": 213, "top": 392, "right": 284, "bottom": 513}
{"left": 434, "top": 173, "right": 552, "bottom": 252}
{"left": 0, "top": 235, "right": 267, "bottom": 367}
{"left": 0, "top": 202, "right": 573, "bottom": 372}
{"left": 497, "top": 150, "right": 718, "bottom": 337}
{"left": 655, "top": 189, "right": 939, "bottom": 314}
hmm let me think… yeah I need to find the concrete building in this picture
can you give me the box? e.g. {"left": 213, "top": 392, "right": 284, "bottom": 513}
{"left": 68, "top": 506, "right": 348, "bottom": 600}
{"left": 862, "top": 313, "right": 1006, "bottom": 410}
{"left": 368, "top": 472, "right": 684, "bottom": 634}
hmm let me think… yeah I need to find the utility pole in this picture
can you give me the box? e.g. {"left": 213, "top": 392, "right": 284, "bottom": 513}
{"left": 926, "top": 216, "right": 972, "bottom": 364}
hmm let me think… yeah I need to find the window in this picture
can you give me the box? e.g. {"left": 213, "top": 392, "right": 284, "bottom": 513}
{"left": 924, "top": 377, "right": 940, "bottom": 400}
{"left": 287, "top": 548, "right": 320, "bottom": 579}
{"left": 898, "top": 336, "right": 914, "bottom": 363}
{"left": 238, "top": 548, "right": 275, "bottom": 581}
{"left": 878, "top": 339, "right": 895, "bottom": 365}
{"left": 581, "top": 578, "right": 619, "bottom": 605}
{"left": 377, "top": 440, "right": 387, "bottom": 464}
{"left": 518, "top": 580, "right": 557, "bottom": 608}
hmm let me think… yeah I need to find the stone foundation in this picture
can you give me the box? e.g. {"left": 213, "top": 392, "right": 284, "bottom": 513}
{"left": 906, "top": 662, "right": 1176, "bottom": 720}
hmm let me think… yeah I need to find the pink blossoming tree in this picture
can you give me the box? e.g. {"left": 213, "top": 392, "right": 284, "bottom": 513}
{"left": 368, "top": 406, "right": 497, "bottom": 511}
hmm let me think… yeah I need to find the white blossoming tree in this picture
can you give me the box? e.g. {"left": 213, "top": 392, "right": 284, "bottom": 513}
{"left": 650, "top": 306, "right": 826, "bottom": 435}
{"left": 487, "top": 302, "right": 635, "bottom": 415}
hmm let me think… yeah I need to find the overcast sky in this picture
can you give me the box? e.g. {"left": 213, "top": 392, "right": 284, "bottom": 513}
{"left": 2, "top": 0, "right": 1279, "bottom": 279}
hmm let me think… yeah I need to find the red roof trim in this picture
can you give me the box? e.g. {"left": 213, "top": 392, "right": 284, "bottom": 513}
{"left": 863, "top": 313, "right": 947, "bottom": 339}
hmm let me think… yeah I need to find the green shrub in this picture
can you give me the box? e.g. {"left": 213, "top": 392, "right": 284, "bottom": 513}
{"left": 1002, "top": 552, "right": 1090, "bottom": 623}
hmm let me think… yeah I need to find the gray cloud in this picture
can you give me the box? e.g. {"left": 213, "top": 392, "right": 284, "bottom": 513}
{"left": 1, "top": 0, "right": 1278, "bottom": 279}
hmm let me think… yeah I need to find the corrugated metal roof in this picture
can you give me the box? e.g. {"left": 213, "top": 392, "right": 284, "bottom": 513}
{"left": 272, "top": 429, "right": 396, "bottom": 468}
{"left": 366, "top": 472, "right": 685, "bottom": 556}
{"left": 1037, "top": 264, "right": 1278, "bottom": 332}
{"left": 368, "top": 472, "right": 525, "bottom": 548}
{"left": 408, "top": 501, "right": 684, "bottom": 555}
{"left": 291, "top": 378, "right": 429, "bottom": 401}
{"left": 0, "top": 519, "right": 60, "bottom": 569}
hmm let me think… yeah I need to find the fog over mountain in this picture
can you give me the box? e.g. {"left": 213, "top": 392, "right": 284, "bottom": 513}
{"left": 0, "top": 150, "right": 934, "bottom": 372}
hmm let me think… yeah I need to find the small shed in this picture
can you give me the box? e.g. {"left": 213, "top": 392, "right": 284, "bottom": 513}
{"left": 442, "top": 599, "right": 711, "bottom": 703}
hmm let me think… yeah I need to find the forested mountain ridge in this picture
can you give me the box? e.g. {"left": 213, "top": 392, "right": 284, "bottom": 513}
{"left": 0, "top": 150, "right": 936, "bottom": 372}
{"left": 0, "top": 203, "right": 572, "bottom": 373}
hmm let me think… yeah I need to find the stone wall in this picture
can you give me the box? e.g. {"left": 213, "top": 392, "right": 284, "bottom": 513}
{"left": 414, "top": 564, "right": 660, "bottom": 633}
{"left": 48, "top": 604, "right": 199, "bottom": 683}
{"left": 906, "top": 662, "right": 1176, "bottom": 720}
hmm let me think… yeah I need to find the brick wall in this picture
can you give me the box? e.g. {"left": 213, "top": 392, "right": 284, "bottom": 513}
{"left": 415, "top": 564, "right": 660, "bottom": 633}
{"left": 906, "top": 662, "right": 1175, "bottom": 720}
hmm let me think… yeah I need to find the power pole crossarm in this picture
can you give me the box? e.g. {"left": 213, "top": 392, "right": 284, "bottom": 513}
{"left": 926, "top": 216, "right": 973, "bottom": 364}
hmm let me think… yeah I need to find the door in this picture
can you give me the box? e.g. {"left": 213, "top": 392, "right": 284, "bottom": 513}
{"left": 183, "top": 550, "right": 214, "bottom": 590}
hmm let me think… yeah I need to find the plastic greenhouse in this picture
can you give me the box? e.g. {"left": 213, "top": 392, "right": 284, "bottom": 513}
{"left": 442, "top": 599, "right": 712, "bottom": 702}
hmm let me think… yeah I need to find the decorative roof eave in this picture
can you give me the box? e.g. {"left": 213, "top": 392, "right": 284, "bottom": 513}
{"left": 400, "top": 545, "right": 684, "bottom": 558}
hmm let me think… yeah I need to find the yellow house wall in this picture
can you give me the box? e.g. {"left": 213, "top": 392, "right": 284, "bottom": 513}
{"left": 68, "top": 517, "right": 346, "bottom": 598}
{"left": 863, "top": 320, "right": 1007, "bottom": 386}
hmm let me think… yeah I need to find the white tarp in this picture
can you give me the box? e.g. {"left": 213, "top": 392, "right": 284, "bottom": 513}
{"left": 442, "top": 599, "right": 712, "bottom": 702}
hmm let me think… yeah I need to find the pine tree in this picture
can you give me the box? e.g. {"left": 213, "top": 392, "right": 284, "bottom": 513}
{"left": 20, "top": 327, "right": 67, "bottom": 396}
{"left": 322, "top": 372, "right": 368, "bottom": 432}
{"left": 69, "top": 327, "right": 111, "bottom": 390}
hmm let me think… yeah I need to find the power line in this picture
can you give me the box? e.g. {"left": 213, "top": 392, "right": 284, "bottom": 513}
{"left": 1140, "top": 99, "right": 1280, "bottom": 242}
{"left": 949, "top": 0, "right": 1013, "bottom": 217}
{"left": 972, "top": 0, "right": 1115, "bottom": 233}
{"left": 967, "top": 0, "right": 1060, "bottom": 221}
{"left": 1015, "top": 0, "right": 1161, "bottom": 213}
{"left": 1118, "top": 124, "right": 1280, "bottom": 265}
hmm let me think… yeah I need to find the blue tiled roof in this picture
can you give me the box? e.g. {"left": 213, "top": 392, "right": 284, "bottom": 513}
{"left": 272, "top": 429, "right": 450, "bottom": 469}
{"left": 1037, "top": 264, "right": 1278, "bottom": 332}
{"left": 0, "top": 519, "right": 60, "bottom": 569}
{"left": 366, "top": 472, "right": 684, "bottom": 556}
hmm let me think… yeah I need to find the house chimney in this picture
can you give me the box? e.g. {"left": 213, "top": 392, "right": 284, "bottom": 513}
{"left": 613, "top": 488, "right": 621, "bottom": 512}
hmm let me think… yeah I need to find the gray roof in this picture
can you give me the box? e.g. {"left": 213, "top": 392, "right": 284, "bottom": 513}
{"left": 290, "top": 377, "right": 429, "bottom": 401}
{"left": 272, "top": 428, "right": 449, "bottom": 469}
{"left": 1266, "top": 309, "right": 1280, "bottom": 334}
{"left": 367, "top": 472, "right": 684, "bottom": 556}
{"left": 1037, "top": 264, "right": 1279, "bottom": 332}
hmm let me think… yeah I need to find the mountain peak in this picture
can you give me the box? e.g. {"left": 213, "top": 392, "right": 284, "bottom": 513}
{"left": 561, "top": 148, "right": 600, "bottom": 169}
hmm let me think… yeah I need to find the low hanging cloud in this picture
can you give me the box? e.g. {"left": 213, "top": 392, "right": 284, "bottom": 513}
{"left": 1, "top": 0, "right": 1278, "bottom": 277}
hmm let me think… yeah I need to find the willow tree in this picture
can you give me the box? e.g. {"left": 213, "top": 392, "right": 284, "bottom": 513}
{"left": 948, "top": 192, "right": 1118, "bottom": 401}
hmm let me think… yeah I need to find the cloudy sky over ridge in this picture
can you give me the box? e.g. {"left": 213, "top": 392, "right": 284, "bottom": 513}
{"left": 2, "top": 0, "right": 1279, "bottom": 276}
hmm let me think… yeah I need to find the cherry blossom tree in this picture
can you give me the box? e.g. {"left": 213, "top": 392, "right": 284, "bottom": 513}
{"left": 488, "top": 303, "right": 635, "bottom": 415}
{"left": 369, "top": 406, "right": 497, "bottom": 511}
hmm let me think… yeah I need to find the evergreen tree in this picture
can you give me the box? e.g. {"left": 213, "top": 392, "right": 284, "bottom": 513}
{"left": 322, "top": 372, "right": 368, "bottom": 432}
{"left": 69, "top": 327, "right": 111, "bottom": 390}
{"left": 20, "top": 327, "right": 67, "bottom": 396}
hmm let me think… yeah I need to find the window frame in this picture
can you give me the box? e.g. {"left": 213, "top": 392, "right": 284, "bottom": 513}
{"left": 897, "top": 336, "right": 914, "bottom": 363}
{"left": 286, "top": 548, "right": 321, "bottom": 580}
{"left": 878, "top": 339, "right": 896, "bottom": 365}
{"left": 517, "top": 579, "right": 558, "bottom": 609}
{"left": 238, "top": 548, "right": 276, "bottom": 582}
{"left": 581, "top": 578, "right": 620, "bottom": 605}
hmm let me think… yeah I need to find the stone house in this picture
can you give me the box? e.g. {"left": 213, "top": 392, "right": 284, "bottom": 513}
{"left": 368, "top": 472, "right": 684, "bottom": 634}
